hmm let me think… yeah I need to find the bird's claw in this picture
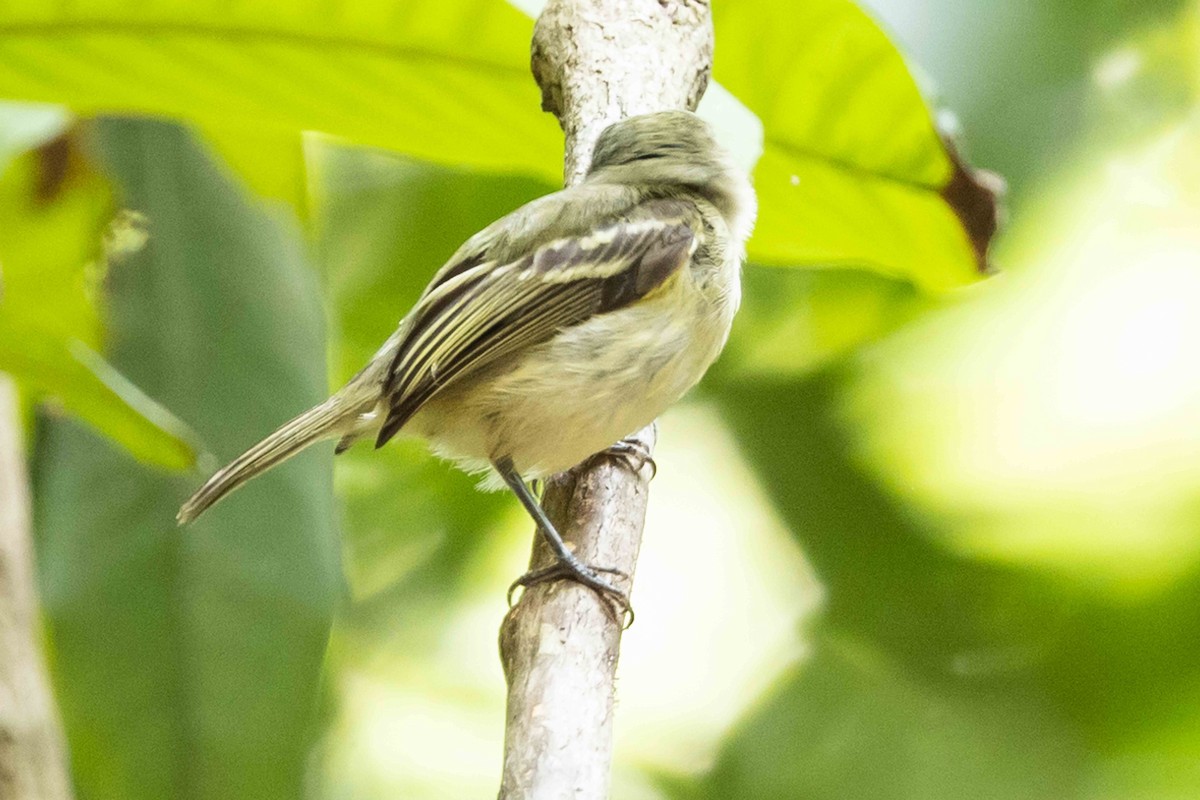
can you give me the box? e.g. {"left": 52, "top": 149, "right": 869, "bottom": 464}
{"left": 507, "top": 562, "right": 634, "bottom": 628}
{"left": 598, "top": 438, "right": 657, "bottom": 480}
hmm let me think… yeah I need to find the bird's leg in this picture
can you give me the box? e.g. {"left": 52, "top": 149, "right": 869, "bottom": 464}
{"left": 494, "top": 456, "right": 632, "bottom": 626}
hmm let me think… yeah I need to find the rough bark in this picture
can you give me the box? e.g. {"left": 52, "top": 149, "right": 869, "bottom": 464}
{"left": 0, "top": 376, "right": 74, "bottom": 800}
{"left": 498, "top": 3, "right": 713, "bottom": 799}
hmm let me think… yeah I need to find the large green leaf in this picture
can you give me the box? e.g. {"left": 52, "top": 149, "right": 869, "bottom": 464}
{"left": 0, "top": 322, "right": 198, "bottom": 469}
{"left": 0, "top": 0, "right": 561, "bottom": 179}
{"left": 0, "top": 0, "right": 993, "bottom": 297}
{"left": 32, "top": 118, "right": 339, "bottom": 800}
{"left": 715, "top": 0, "right": 996, "bottom": 289}
{"left": 0, "top": 0, "right": 996, "bottom": 295}
{"left": 708, "top": 266, "right": 929, "bottom": 383}
{"left": 0, "top": 127, "right": 198, "bottom": 469}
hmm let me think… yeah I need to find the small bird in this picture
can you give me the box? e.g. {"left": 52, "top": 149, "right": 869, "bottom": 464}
{"left": 178, "top": 110, "right": 756, "bottom": 611}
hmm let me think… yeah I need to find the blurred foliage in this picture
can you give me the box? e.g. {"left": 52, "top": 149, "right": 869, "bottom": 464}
{"left": 862, "top": 0, "right": 1197, "bottom": 204}
{"left": 667, "top": 639, "right": 1085, "bottom": 800}
{"left": 713, "top": 267, "right": 929, "bottom": 381}
{"left": 693, "top": 374, "right": 1087, "bottom": 799}
{"left": 31, "top": 119, "right": 338, "bottom": 800}
{"left": 676, "top": 2, "right": 1200, "bottom": 799}
{"left": 0, "top": 111, "right": 198, "bottom": 468}
{"left": 312, "top": 147, "right": 534, "bottom": 636}
{"left": 0, "top": 0, "right": 1196, "bottom": 799}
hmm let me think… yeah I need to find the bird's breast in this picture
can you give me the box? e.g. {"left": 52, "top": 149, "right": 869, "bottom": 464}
{"left": 411, "top": 259, "right": 739, "bottom": 481}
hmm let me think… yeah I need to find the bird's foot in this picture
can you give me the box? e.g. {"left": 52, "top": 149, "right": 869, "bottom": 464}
{"left": 507, "top": 560, "right": 633, "bottom": 628}
{"left": 595, "top": 437, "right": 657, "bottom": 480}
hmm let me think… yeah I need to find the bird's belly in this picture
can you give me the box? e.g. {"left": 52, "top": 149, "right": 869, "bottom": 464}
{"left": 409, "top": 283, "right": 733, "bottom": 482}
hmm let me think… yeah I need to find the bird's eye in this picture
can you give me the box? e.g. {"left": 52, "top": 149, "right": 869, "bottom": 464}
{"left": 631, "top": 152, "right": 666, "bottom": 162}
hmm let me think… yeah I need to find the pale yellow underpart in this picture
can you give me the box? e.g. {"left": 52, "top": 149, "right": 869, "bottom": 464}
{"left": 395, "top": 250, "right": 740, "bottom": 489}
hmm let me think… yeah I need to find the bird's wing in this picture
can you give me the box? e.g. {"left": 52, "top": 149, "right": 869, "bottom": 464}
{"left": 375, "top": 197, "right": 699, "bottom": 447}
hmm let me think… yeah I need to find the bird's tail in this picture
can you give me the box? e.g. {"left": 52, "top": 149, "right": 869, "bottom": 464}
{"left": 177, "top": 390, "right": 372, "bottom": 525}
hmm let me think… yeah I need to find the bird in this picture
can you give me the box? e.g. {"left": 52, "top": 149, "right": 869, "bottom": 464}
{"left": 177, "top": 109, "right": 756, "bottom": 614}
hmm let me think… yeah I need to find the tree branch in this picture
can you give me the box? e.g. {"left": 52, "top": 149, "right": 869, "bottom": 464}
{"left": 0, "top": 376, "right": 73, "bottom": 800}
{"left": 497, "top": 2, "right": 713, "bottom": 798}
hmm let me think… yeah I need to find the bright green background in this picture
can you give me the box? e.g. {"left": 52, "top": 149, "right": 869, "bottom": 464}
{"left": 2, "top": 0, "right": 1198, "bottom": 798}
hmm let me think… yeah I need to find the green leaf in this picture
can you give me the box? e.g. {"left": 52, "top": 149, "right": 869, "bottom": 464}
{"left": 0, "top": 0, "right": 996, "bottom": 294}
{"left": 0, "top": 130, "right": 198, "bottom": 469}
{"left": 1, "top": 326, "right": 197, "bottom": 469}
{"left": 710, "top": 266, "right": 928, "bottom": 382}
{"left": 32, "top": 118, "right": 339, "bottom": 800}
{"left": 201, "top": 122, "right": 310, "bottom": 215}
{"left": 714, "top": 0, "right": 997, "bottom": 289}
{"left": 0, "top": 0, "right": 561, "bottom": 180}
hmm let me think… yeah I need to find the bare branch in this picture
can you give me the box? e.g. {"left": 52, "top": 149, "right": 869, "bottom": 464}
{"left": 0, "top": 376, "right": 73, "bottom": 800}
{"left": 498, "top": 2, "right": 713, "bottom": 798}
{"left": 531, "top": 0, "right": 713, "bottom": 184}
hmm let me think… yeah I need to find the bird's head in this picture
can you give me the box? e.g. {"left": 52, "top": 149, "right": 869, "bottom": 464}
{"left": 587, "top": 111, "right": 755, "bottom": 241}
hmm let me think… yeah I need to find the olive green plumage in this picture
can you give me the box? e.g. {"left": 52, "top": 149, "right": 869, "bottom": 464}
{"left": 178, "top": 110, "right": 755, "bottom": 525}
